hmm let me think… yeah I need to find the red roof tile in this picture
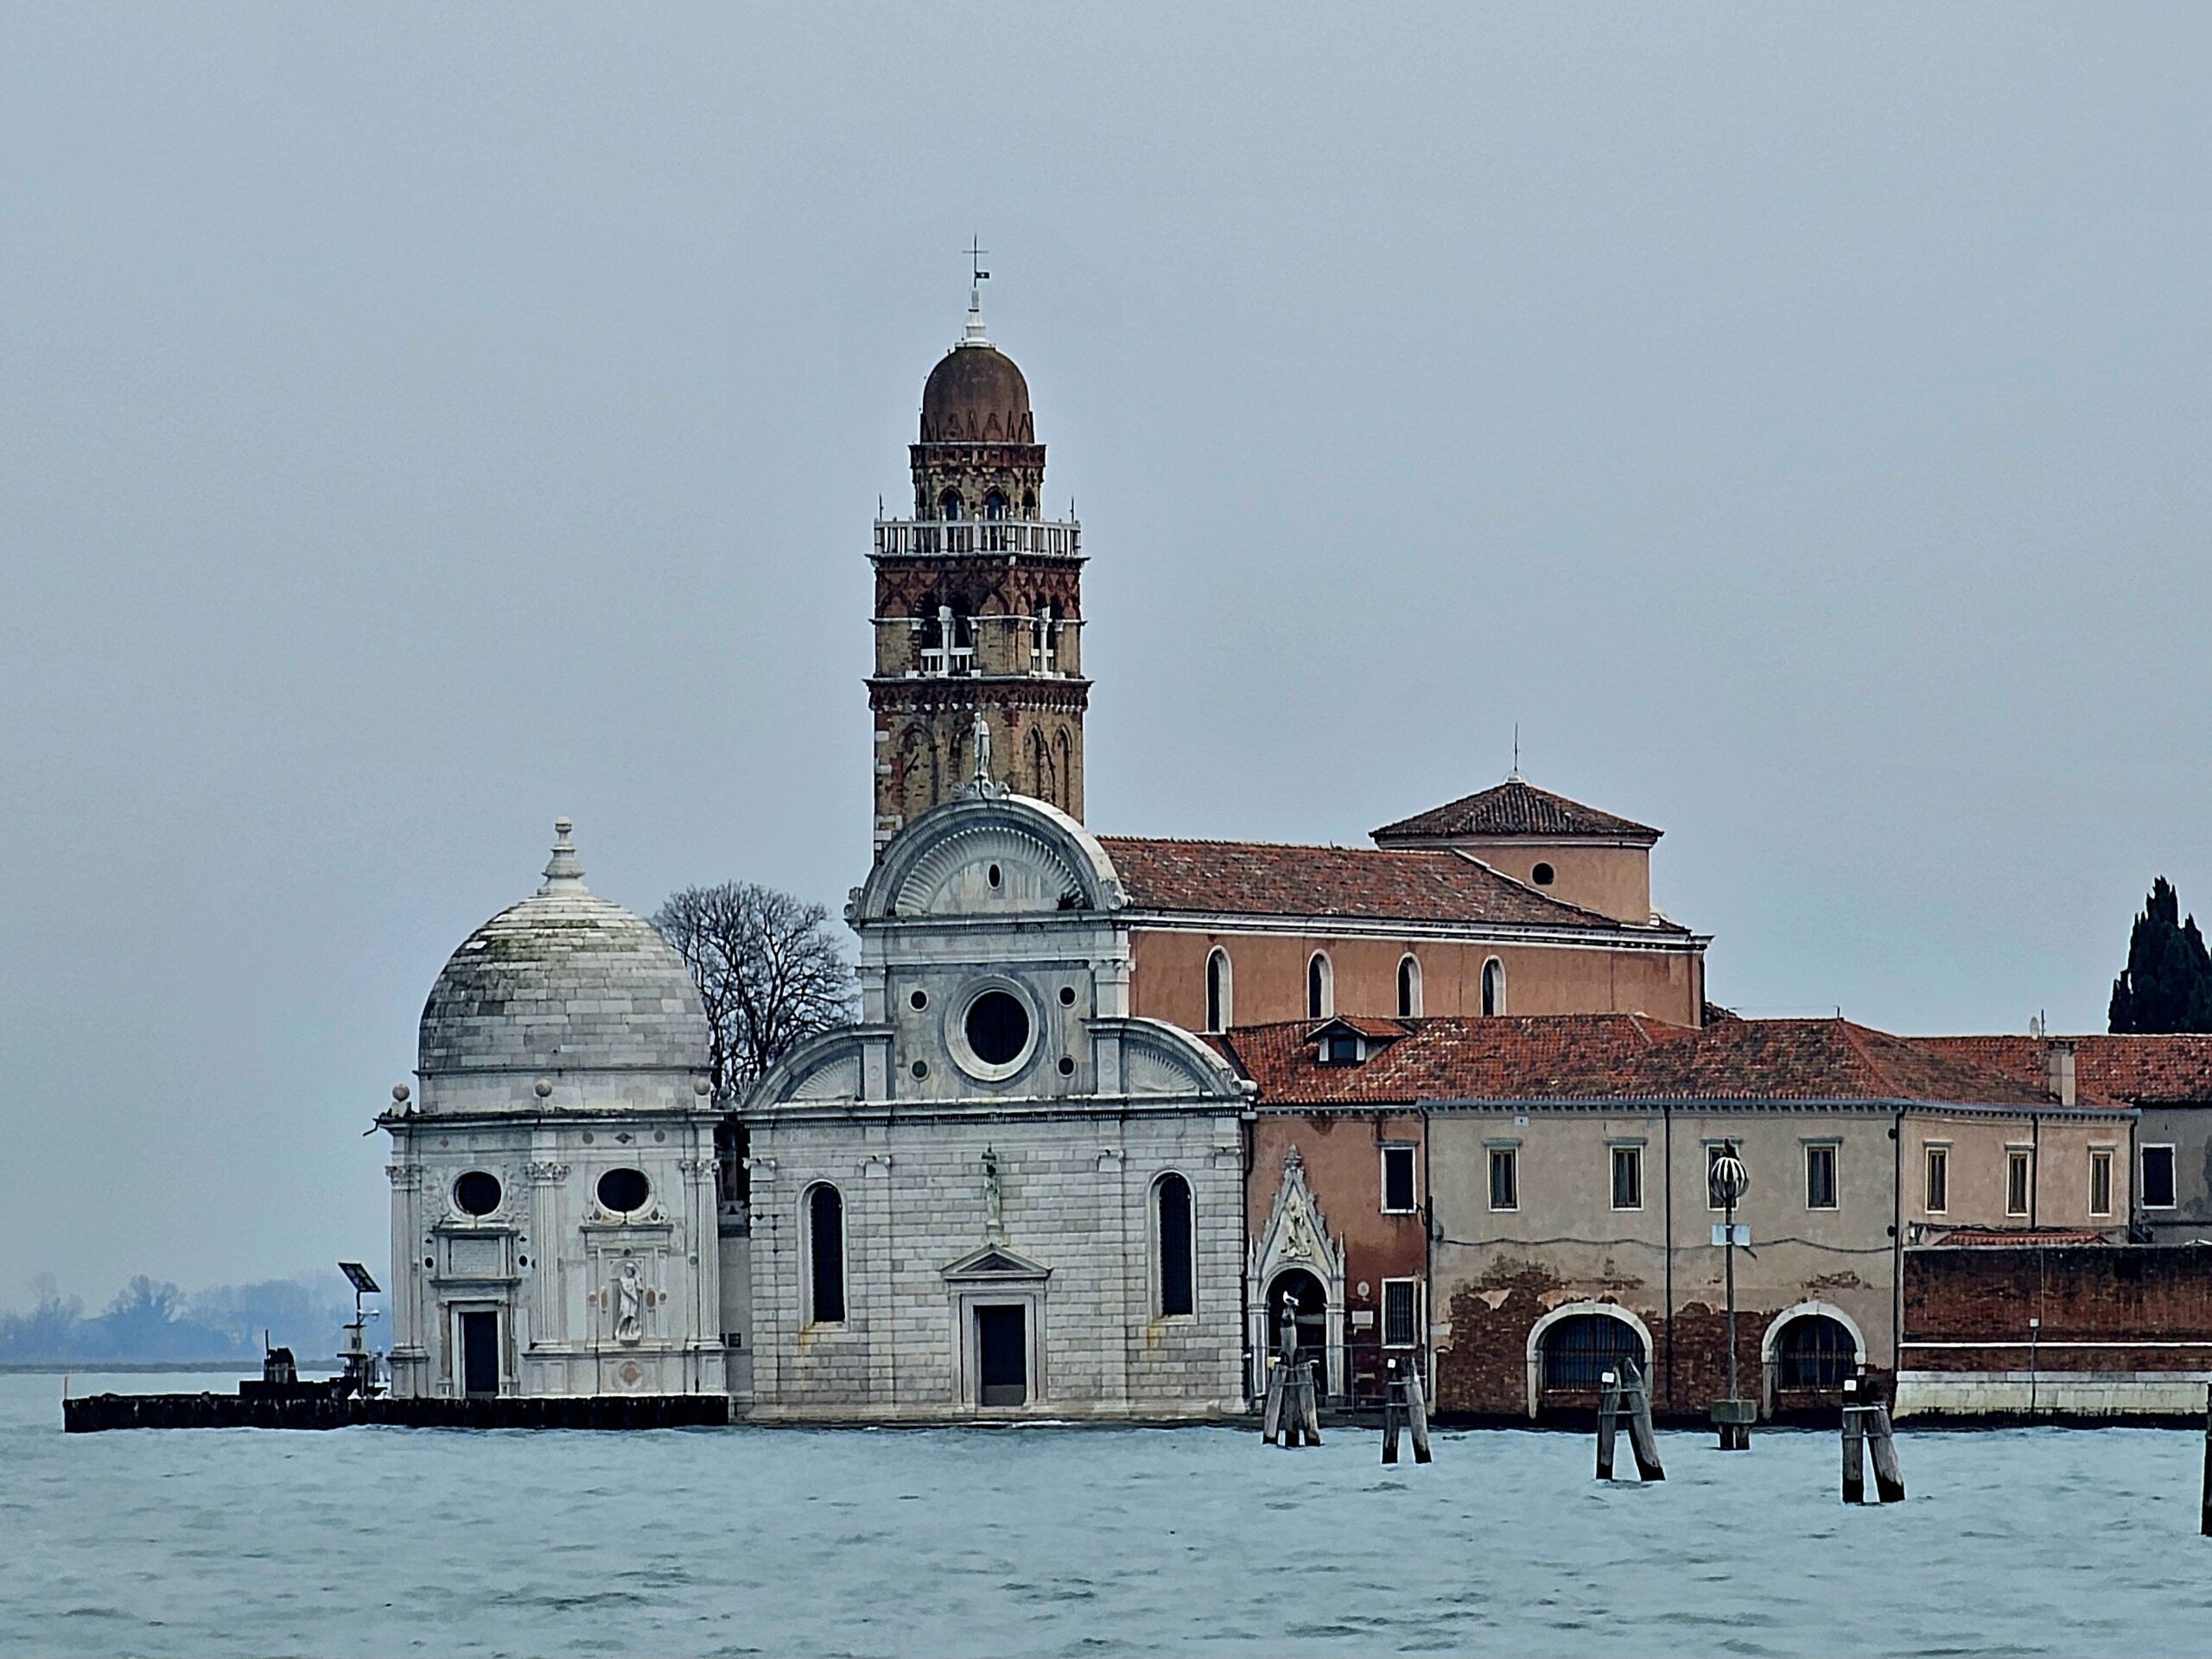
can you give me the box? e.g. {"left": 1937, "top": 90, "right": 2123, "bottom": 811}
{"left": 1371, "top": 777, "right": 1660, "bottom": 845}
{"left": 1924, "top": 1228, "right": 2114, "bottom": 1248}
{"left": 1220, "top": 1015, "right": 2108, "bottom": 1111}
{"left": 1914, "top": 1035, "right": 2212, "bottom": 1105}
{"left": 1096, "top": 836, "right": 1678, "bottom": 931}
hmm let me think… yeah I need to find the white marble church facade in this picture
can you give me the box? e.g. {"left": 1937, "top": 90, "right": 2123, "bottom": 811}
{"left": 739, "top": 785, "right": 1254, "bottom": 1421}
{"left": 381, "top": 823, "right": 726, "bottom": 1401}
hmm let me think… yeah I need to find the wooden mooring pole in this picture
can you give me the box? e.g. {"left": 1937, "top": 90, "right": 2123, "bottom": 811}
{"left": 1840, "top": 1377, "right": 1904, "bottom": 1504}
{"left": 1381, "top": 1358, "right": 1433, "bottom": 1465}
{"left": 1596, "top": 1360, "right": 1664, "bottom": 1483}
{"left": 2200, "top": 1382, "right": 2212, "bottom": 1537}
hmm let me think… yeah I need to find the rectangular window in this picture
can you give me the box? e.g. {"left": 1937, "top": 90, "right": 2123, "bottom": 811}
{"left": 2089, "top": 1148, "right": 2113, "bottom": 1218}
{"left": 1489, "top": 1146, "right": 1518, "bottom": 1211}
{"left": 1805, "top": 1144, "right": 1839, "bottom": 1211}
{"left": 1382, "top": 1145, "right": 1417, "bottom": 1214}
{"left": 1923, "top": 1146, "right": 1948, "bottom": 1214}
{"left": 2006, "top": 1149, "right": 2032, "bottom": 1217}
{"left": 2142, "top": 1145, "right": 2177, "bottom": 1209}
{"left": 1611, "top": 1145, "right": 1643, "bottom": 1211}
{"left": 1381, "top": 1279, "right": 1418, "bottom": 1348}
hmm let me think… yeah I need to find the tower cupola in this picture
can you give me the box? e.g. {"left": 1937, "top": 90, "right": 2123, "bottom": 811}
{"left": 868, "top": 284, "right": 1090, "bottom": 850}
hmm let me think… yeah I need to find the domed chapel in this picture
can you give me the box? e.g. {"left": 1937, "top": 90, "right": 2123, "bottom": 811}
{"left": 382, "top": 285, "right": 1708, "bottom": 1414}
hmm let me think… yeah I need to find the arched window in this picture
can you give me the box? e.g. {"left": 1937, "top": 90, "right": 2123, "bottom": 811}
{"left": 1306, "top": 952, "right": 1333, "bottom": 1019}
{"left": 1205, "top": 948, "right": 1232, "bottom": 1033}
{"left": 983, "top": 489, "right": 1007, "bottom": 520}
{"left": 1396, "top": 953, "right": 1422, "bottom": 1018}
{"left": 938, "top": 488, "right": 963, "bottom": 521}
{"left": 1021, "top": 489, "right": 1038, "bottom": 518}
{"left": 1481, "top": 957, "right": 1506, "bottom": 1017}
{"left": 1156, "top": 1173, "right": 1194, "bottom": 1317}
{"left": 1775, "top": 1313, "right": 1857, "bottom": 1389}
{"left": 805, "top": 1184, "right": 845, "bottom": 1325}
{"left": 1540, "top": 1312, "right": 1643, "bottom": 1389}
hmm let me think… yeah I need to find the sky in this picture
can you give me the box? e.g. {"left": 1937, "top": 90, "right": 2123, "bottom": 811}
{"left": 2, "top": 4, "right": 2207, "bottom": 1302}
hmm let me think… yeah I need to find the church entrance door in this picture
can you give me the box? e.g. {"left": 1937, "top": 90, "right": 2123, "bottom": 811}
{"left": 460, "top": 1310, "right": 499, "bottom": 1397}
{"left": 976, "top": 1305, "right": 1027, "bottom": 1406}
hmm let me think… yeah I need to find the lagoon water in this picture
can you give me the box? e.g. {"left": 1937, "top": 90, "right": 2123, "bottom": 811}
{"left": 6, "top": 1373, "right": 2211, "bottom": 1657}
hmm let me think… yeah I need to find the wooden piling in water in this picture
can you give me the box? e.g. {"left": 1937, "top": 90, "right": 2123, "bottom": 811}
{"left": 1406, "top": 1362, "right": 1433, "bottom": 1464}
{"left": 1597, "top": 1371, "right": 1621, "bottom": 1481}
{"left": 1382, "top": 1361, "right": 1402, "bottom": 1465}
{"left": 1841, "top": 1407, "right": 1866, "bottom": 1504}
{"left": 1623, "top": 1361, "right": 1664, "bottom": 1482}
{"left": 2201, "top": 1383, "right": 2212, "bottom": 1537}
{"left": 1866, "top": 1406, "right": 1905, "bottom": 1503}
{"left": 1262, "top": 1361, "right": 1286, "bottom": 1446}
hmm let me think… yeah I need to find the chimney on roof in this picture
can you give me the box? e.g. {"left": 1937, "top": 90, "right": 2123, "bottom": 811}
{"left": 2045, "top": 1039, "right": 2077, "bottom": 1107}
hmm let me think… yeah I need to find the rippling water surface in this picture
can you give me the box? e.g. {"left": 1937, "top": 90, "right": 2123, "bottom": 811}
{"left": 6, "top": 1373, "right": 2211, "bottom": 1656}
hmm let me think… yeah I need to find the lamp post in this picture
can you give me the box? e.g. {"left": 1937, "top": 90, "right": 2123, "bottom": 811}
{"left": 1710, "top": 1147, "right": 1754, "bottom": 1450}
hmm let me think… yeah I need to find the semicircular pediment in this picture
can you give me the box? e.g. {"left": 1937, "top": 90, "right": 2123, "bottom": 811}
{"left": 892, "top": 822, "right": 1085, "bottom": 918}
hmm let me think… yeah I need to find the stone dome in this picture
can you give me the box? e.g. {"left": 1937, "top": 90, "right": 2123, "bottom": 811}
{"left": 919, "top": 295, "right": 1034, "bottom": 444}
{"left": 417, "top": 821, "right": 709, "bottom": 1079}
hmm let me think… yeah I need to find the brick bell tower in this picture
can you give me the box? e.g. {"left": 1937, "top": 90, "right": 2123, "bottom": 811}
{"left": 868, "top": 283, "right": 1087, "bottom": 852}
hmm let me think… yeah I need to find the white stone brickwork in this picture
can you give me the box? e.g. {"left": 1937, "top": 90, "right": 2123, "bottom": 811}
{"left": 743, "top": 790, "right": 1255, "bottom": 1421}
{"left": 382, "top": 823, "right": 724, "bottom": 1401}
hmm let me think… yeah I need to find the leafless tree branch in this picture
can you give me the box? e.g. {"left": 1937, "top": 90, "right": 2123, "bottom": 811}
{"left": 652, "top": 882, "right": 857, "bottom": 1103}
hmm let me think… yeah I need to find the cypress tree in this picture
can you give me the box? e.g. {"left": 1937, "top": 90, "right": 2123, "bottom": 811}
{"left": 2110, "top": 877, "right": 2212, "bottom": 1033}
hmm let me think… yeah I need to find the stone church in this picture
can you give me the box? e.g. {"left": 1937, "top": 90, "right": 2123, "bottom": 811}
{"left": 383, "top": 285, "right": 1709, "bottom": 1416}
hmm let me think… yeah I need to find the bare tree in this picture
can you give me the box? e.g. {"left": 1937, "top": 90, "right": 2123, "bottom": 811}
{"left": 652, "top": 882, "right": 857, "bottom": 1103}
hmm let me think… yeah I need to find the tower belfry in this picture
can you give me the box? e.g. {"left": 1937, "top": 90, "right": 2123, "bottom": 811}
{"left": 868, "top": 284, "right": 1088, "bottom": 851}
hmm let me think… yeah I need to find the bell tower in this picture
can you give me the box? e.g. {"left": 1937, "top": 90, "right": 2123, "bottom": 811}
{"left": 868, "top": 285, "right": 1088, "bottom": 852}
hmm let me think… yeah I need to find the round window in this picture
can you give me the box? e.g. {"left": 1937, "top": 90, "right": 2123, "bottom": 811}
{"left": 1532, "top": 862, "right": 1555, "bottom": 887}
{"left": 909, "top": 989, "right": 929, "bottom": 1011}
{"left": 964, "top": 990, "right": 1031, "bottom": 1067}
{"left": 454, "top": 1171, "right": 502, "bottom": 1217}
{"left": 596, "top": 1167, "right": 650, "bottom": 1214}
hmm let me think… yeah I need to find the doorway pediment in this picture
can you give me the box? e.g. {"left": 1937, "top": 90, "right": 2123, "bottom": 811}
{"left": 941, "top": 1243, "right": 1052, "bottom": 1283}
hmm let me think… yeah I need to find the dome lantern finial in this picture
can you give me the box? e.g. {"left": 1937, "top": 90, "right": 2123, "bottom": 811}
{"left": 959, "top": 234, "right": 991, "bottom": 348}
{"left": 540, "top": 817, "right": 586, "bottom": 893}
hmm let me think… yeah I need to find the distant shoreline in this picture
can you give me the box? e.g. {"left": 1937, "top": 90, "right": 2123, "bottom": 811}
{"left": 2, "top": 1361, "right": 340, "bottom": 1376}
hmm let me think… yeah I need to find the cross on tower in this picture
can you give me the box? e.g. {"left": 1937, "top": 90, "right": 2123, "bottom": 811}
{"left": 968, "top": 236, "right": 990, "bottom": 286}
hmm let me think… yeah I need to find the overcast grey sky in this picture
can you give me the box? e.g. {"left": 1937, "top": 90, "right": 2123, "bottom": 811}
{"left": 3, "top": 4, "right": 2206, "bottom": 1300}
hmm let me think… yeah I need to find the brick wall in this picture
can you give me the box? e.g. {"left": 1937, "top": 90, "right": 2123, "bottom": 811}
{"left": 1904, "top": 1245, "right": 2212, "bottom": 1373}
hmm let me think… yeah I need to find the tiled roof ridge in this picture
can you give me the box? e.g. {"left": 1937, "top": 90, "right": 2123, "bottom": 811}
{"left": 1370, "top": 776, "right": 1662, "bottom": 842}
{"left": 1095, "top": 833, "right": 1676, "bottom": 933}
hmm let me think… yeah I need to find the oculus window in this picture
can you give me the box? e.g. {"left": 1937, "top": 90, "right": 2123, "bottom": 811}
{"left": 596, "top": 1167, "right": 650, "bottom": 1214}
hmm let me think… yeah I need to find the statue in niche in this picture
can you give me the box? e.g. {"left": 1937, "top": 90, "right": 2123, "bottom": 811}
{"left": 982, "top": 1146, "right": 1005, "bottom": 1243}
{"left": 613, "top": 1260, "right": 644, "bottom": 1345}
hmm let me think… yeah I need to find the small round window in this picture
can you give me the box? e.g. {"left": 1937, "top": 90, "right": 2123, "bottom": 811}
{"left": 964, "top": 990, "right": 1031, "bottom": 1067}
{"left": 1532, "top": 862, "right": 1555, "bottom": 887}
{"left": 454, "top": 1171, "right": 502, "bottom": 1217}
{"left": 597, "top": 1167, "right": 650, "bottom": 1214}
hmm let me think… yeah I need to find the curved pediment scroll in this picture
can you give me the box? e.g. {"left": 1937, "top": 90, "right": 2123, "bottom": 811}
{"left": 853, "top": 795, "right": 1125, "bottom": 922}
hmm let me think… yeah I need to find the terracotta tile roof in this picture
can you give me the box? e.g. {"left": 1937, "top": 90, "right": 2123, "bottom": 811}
{"left": 1096, "top": 836, "right": 1680, "bottom": 931}
{"left": 1914, "top": 1035, "right": 2212, "bottom": 1105}
{"left": 1210, "top": 1014, "right": 1686, "bottom": 1106}
{"left": 1370, "top": 777, "right": 1660, "bottom": 845}
{"left": 1217, "top": 1014, "right": 2107, "bottom": 1111}
{"left": 1923, "top": 1228, "right": 2114, "bottom": 1248}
